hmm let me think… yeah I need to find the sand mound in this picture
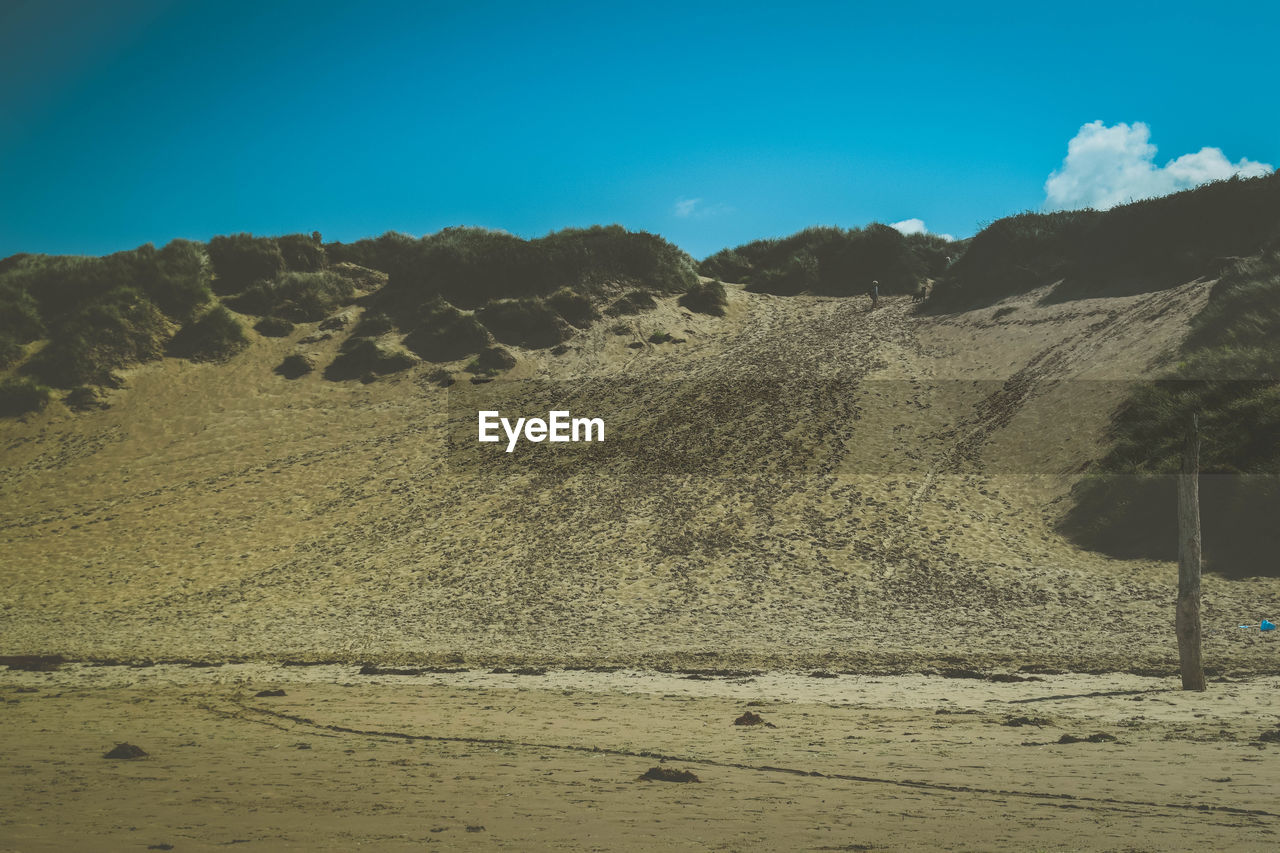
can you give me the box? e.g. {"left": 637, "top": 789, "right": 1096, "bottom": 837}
{"left": 638, "top": 766, "right": 700, "bottom": 783}
{"left": 103, "top": 743, "right": 148, "bottom": 759}
{"left": 733, "top": 711, "right": 776, "bottom": 727}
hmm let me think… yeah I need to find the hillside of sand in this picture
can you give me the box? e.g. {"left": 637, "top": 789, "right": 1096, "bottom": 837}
{"left": 2, "top": 281, "right": 1278, "bottom": 674}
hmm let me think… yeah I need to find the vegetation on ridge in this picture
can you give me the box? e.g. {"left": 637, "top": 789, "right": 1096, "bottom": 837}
{"left": 928, "top": 171, "right": 1280, "bottom": 311}
{"left": 1061, "top": 250, "right": 1280, "bottom": 576}
{"left": 332, "top": 225, "right": 697, "bottom": 310}
{"left": 342, "top": 225, "right": 697, "bottom": 364}
{"left": 698, "top": 225, "right": 958, "bottom": 294}
{"left": 0, "top": 236, "right": 317, "bottom": 395}
{"left": 0, "top": 224, "right": 705, "bottom": 411}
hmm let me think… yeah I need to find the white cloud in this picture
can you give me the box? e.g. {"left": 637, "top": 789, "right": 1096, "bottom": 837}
{"left": 890, "top": 218, "right": 955, "bottom": 242}
{"left": 673, "top": 197, "right": 732, "bottom": 219}
{"left": 1045, "top": 121, "right": 1272, "bottom": 210}
{"left": 673, "top": 197, "right": 700, "bottom": 218}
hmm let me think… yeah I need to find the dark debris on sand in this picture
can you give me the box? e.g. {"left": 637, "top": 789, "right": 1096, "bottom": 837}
{"left": 0, "top": 655, "right": 66, "bottom": 672}
{"left": 1058, "top": 732, "right": 1118, "bottom": 744}
{"left": 940, "top": 668, "right": 1043, "bottom": 683}
{"left": 358, "top": 663, "right": 472, "bottom": 675}
{"left": 639, "top": 766, "right": 701, "bottom": 783}
{"left": 734, "top": 711, "right": 777, "bottom": 728}
{"left": 678, "top": 668, "right": 759, "bottom": 680}
{"left": 358, "top": 664, "right": 421, "bottom": 676}
{"left": 254, "top": 689, "right": 286, "bottom": 697}
{"left": 104, "top": 743, "right": 148, "bottom": 759}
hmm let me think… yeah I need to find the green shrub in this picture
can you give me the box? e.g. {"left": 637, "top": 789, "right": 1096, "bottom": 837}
{"left": 329, "top": 262, "right": 389, "bottom": 291}
{"left": 352, "top": 311, "right": 393, "bottom": 337}
{"left": 24, "top": 288, "right": 170, "bottom": 386}
{"left": 0, "top": 278, "right": 46, "bottom": 342}
{"left": 254, "top": 316, "right": 295, "bottom": 337}
{"left": 0, "top": 255, "right": 95, "bottom": 322}
{"left": 1184, "top": 254, "right": 1280, "bottom": 354}
{"left": 0, "top": 332, "right": 25, "bottom": 368}
{"left": 206, "top": 234, "right": 286, "bottom": 295}
{"left": 229, "top": 271, "right": 355, "bottom": 321}
{"left": 0, "top": 243, "right": 211, "bottom": 334}
{"left": 604, "top": 290, "right": 657, "bottom": 316}
{"left": 374, "top": 228, "right": 541, "bottom": 311}
{"left": 465, "top": 346, "right": 517, "bottom": 375}
{"left": 325, "top": 231, "right": 421, "bottom": 279}
{"left": 701, "top": 225, "right": 939, "bottom": 297}
{"left": 401, "top": 297, "right": 491, "bottom": 361}
{"left": 748, "top": 250, "right": 818, "bottom": 295}
{"left": 372, "top": 225, "right": 697, "bottom": 312}
{"left": 88, "top": 244, "right": 212, "bottom": 322}
{"left": 275, "top": 233, "right": 327, "bottom": 272}
{"left": 0, "top": 252, "right": 31, "bottom": 275}
{"left": 1060, "top": 249, "right": 1280, "bottom": 576}
{"left": 902, "top": 232, "right": 964, "bottom": 279}
{"left": 0, "top": 376, "right": 52, "bottom": 417}
{"left": 275, "top": 352, "right": 316, "bottom": 379}
{"left": 546, "top": 287, "right": 598, "bottom": 328}
{"left": 324, "top": 337, "right": 418, "bottom": 380}
{"left": 150, "top": 239, "right": 213, "bottom": 321}
{"left": 697, "top": 249, "right": 753, "bottom": 283}
{"left": 168, "top": 306, "right": 249, "bottom": 362}
{"left": 678, "top": 279, "right": 728, "bottom": 315}
{"left": 932, "top": 171, "right": 1280, "bottom": 311}
{"left": 648, "top": 330, "right": 674, "bottom": 343}
{"left": 64, "top": 385, "right": 108, "bottom": 411}
{"left": 538, "top": 225, "right": 697, "bottom": 293}
{"left": 425, "top": 367, "right": 455, "bottom": 387}
{"left": 476, "top": 298, "right": 570, "bottom": 348}
{"left": 926, "top": 210, "right": 1097, "bottom": 310}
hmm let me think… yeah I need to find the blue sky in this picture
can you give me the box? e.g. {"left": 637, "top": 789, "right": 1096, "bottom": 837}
{"left": 1, "top": 0, "right": 1276, "bottom": 260}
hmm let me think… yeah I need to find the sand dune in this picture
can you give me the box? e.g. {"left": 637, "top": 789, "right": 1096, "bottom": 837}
{"left": 4, "top": 280, "right": 1274, "bottom": 675}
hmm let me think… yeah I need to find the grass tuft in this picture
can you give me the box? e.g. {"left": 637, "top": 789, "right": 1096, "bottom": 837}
{"left": 678, "top": 279, "right": 728, "bottom": 315}
{"left": 168, "top": 306, "right": 249, "bottom": 362}
{"left": 476, "top": 298, "right": 571, "bottom": 348}
{"left": 0, "top": 376, "right": 52, "bottom": 417}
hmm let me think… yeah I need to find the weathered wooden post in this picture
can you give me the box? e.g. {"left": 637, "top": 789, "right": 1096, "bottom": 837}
{"left": 1176, "top": 413, "right": 1206, "bottom": 691}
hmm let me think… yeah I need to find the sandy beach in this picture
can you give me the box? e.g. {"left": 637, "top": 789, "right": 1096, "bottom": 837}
{"left": 3, "top": 663, "right": 1280, "bottom": 851}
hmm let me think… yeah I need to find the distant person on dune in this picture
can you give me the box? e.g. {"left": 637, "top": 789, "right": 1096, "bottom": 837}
{"left": 868, "top": 280, "right": 879, "bottom": 311}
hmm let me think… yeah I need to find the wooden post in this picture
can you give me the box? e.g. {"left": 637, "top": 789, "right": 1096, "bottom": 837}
{"left": 1176, "top": 413, "right": 1206, "bottom": 691}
